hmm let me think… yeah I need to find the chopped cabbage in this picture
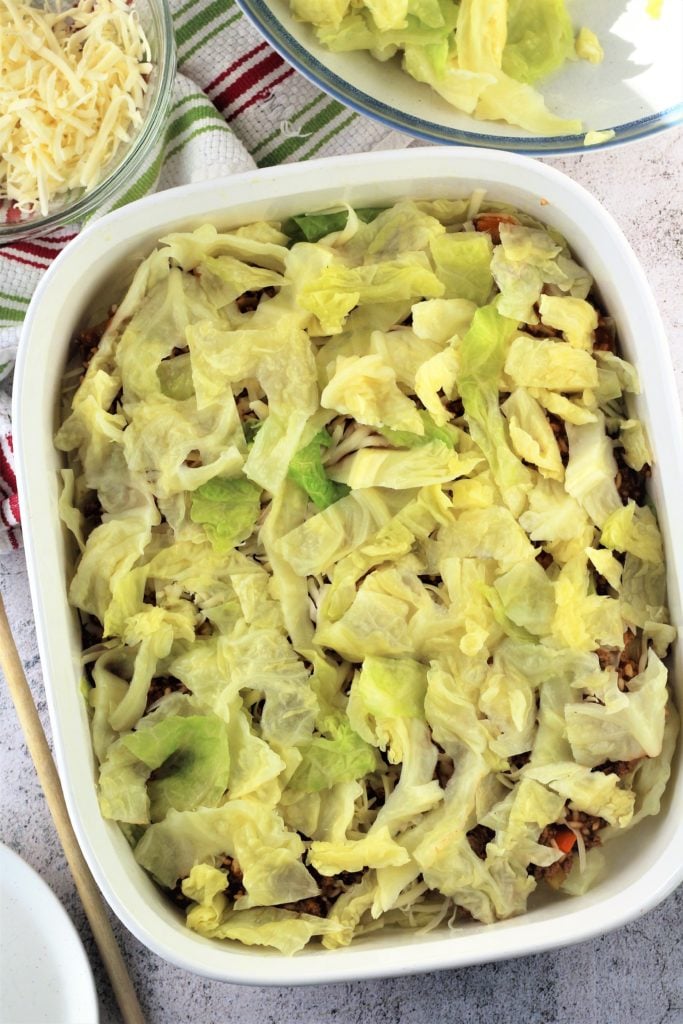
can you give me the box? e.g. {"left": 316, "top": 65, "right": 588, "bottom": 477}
{"left": 59, "top": 196, "right": 675, "bottom": 956}
{"left": 288, "top": 0, "right": 604, "bottom": 137}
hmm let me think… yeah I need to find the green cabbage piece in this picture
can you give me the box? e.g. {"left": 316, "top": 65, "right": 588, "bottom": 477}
{"left": 502, "top": 388, "right": 564, "bottom": 480}
{"left": 552, "top": 554, "right": 623, "bottom": 651}
{"left": 564, "top": 414, "right": 622, "bottom": 527}
{"left": 601, "top": 501, "right": 664, "bottom": 563}
{"left": 198, "top": 255, "right": 284, "bottom": 310}
{"left": 493, "top": 559, "right": 556, "bottom": 636}
{"left": 538, "top": 295, "right": 598, "bottom": 350}
{"left": 620, "top": 553, "right": 670, "bottom": 628}
{"left": 378, "top": 409, "right": 460, "bottom": 449}
{"left": 519, "top": 477, "right": 588, "bottom": 543}
{"left": 411, "top": 297, "right": 477, "bottom": 343}
{"left": 98, "top": 712, "right": 230, "bottom": 824}
{"left": 321, "top": 486, "right": 451, "bottom": 622}
{"left": 491, "top": 223, "right": 590, "bottom": 325}
{"left": 282, "top": 206, "right": 385, "bottom": 244}
{"left": 190, "top": 477, "right": 262, "bottom": 552}
{"left": 290, "top": 0, "right": 351, "bottom": 28}
{"left": 108, "top": 606, "right": 196, "bottom": 733}
{"left": 310, "top": 826, "right": 410, "bottom": 874}
{"left": 502, "top": 0, "right": 574, "bottom": 85}
{"left": 457, "top": 304, "right": 532, "bottom": 517}
{"left": 135, "top": 800, "right": 319, "bottom": 900}
{"left": 182, "top": 864, "right": 346, "bottom": 954}
{"left": 505, "top": 335, "right": 598, "bottom": 392}
{"left": 619, "top": 419, "right": 651, "bottom": 471}
{"left": 328, "top": 441, "right": 482, "bottom": 489}
{"left": 429, "top": 231, "right": 493, "bottom": 305}
{"left": 275, "top": 489, "right": 395, "bottom": 577}
{"left": 300, "top": 255, "right": 444, "bottom": 335}
{"left": 157, "top": 353, "right": 195, "bottom": 401}
{"left": 287, "top": 430, "right": 350, "bottom": 510}
{"left": 565, "top": 650, "right": 669, "bottom": 766}
{"left": 349, "top": 655, "right": 428, "bottom": 730}
{"left": 354, "top": 201, "right": 446, "bottom": 263}
{"left": 525, "top": 762, "right": 635, "bottom": 828}
{"left": 402, "top": 44, "right": 495, "bottom": 115}
{"left": 289, "top": 719, "right": 377, "bottom": 792}
{"left": 321, "top": 353, "right": 426, "bottom": 433}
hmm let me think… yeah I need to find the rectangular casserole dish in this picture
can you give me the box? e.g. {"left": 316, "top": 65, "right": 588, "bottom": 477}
{"left": 13, "top": 147, "right": 683, "bottom": 984}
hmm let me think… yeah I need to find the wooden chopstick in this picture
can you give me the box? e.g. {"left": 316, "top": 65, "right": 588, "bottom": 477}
{"left": 0, "top": 595, "right": 146, "bottom": 1024}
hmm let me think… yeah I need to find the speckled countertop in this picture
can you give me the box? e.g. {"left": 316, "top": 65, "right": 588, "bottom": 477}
{"left": 1, "top": 128, "right": 682, "bottom": 1024}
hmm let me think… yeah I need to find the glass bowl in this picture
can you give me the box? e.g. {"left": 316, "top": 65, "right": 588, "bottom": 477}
{"left": 0, "top": 0, "right": 176, "bottom": 244}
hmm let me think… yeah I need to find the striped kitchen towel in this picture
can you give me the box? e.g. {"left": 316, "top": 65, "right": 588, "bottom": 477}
{"left": 0, "top": 0, "right": 408, "bottom": 554}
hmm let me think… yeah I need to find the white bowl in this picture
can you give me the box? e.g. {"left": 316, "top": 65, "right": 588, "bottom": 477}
{"left": 235, "top": 0, "right": 683, "bottom": 154}
{"left": 14, "top": 149, "right": 683, "bottom": 984}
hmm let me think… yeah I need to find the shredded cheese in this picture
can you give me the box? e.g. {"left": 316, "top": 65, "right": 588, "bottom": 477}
{"left": 0, "top": 0, "right": 152, "bottom": 217}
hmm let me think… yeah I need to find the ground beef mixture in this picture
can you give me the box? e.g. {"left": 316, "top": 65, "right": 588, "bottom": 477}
{"left": 593, "top": 757, "right": 644, "bottom": 778}
{"left": 546, "top": 413, "right": 569, "bottom": 466}
{"left": 593, "top": 314, "right": 617, "bottom": 353}
{"left": 434, "top": 751, "right": 456, "bottom": 788}
{"left": 526, "top": 310, "right": 561, "bottom": 339}
{"left": 535, "top": 550, "right": 554, "bottom": 571}
{"left": 75, "top": 315, "right": 113, "bottom": 373}
{"left": 614, "top": 446, "right": 651, "bottom": 505}
{"left": 441, "top": 394, "right": 464, "bottom": 419}
{"left": 467, "top": 824, "right": 495, "bottom": 861}
{"left": 533, "top": 812, "right": 606, "bottom": 889}
{"left": 596, "top": 628, "right": 641, "bottom": 690}
{"left": 144, "top": 675, "right": 191, "bottom": 713}
{"left": 235, "top": 286, "right": 277, "bottom": 314}
{"left": 282, "top": 869, "right": 365, "bottom": 918}
{"left": 508, "top": 751, "right": 532, "bottom": 771}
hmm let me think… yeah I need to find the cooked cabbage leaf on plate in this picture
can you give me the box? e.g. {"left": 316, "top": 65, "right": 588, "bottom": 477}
{"left": 287, "top": 0, "right": 660, "bottom": 139}
{"left": 56, "top": 194, "right": 677, "bottom": 955}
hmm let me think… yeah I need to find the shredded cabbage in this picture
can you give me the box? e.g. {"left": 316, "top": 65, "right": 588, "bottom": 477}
{"left": 58, "top": 195, "right": 676, "bottom": 956}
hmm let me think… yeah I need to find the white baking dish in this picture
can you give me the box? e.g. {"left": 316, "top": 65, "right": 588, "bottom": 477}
{"left": 14, "top": 148, "right": 683, "bottom": 984}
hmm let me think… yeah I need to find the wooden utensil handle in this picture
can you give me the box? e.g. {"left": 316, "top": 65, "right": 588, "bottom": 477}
{"left": 0, "top": 596, "right": 146, "bottom": 1024}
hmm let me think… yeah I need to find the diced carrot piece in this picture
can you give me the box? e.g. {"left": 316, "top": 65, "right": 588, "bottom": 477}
{"left": 473, "top": 213, "right": 519, "bottom": 244}
{"left": 555, "top": 828, "right": 577, "bottom": 854}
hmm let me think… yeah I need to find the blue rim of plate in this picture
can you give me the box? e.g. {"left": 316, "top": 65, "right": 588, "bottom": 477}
{"left": 235, "top": 0, "right": 683, "bottom": 156}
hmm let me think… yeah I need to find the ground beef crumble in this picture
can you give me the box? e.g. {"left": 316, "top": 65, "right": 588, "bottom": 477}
{"left": 74, "top": 314, "right": 113, "bottom": 372}
{"left": 546, "top": 413, "right": 569, "bottom": 466}
{"left": 144, "top": 675, "right": 191, "bottom": 712}
{"left": 614, "top": 447, "right": 651, "bottom": 505}
{"left": 434, "top": 752, "right": 456, "bottom": 788}
{"left": 593, "top": 757, "right": 644, "bottom": 778}
{"left": 467, "top": 824, "right": 495, "bottom": 861}
{"left": 533, "top": 812, "right": 606, "bottom": 889}
{"left": 235, "top": 286, "right": 277, "bottom": 314}
{"left": 595, "top": 628, "right": 641, "bottom": 690}
{"left": 535, "top": 550, "right": 554, "bottom": 571}
{"left": 508, "top": 751, "right": 532, "bottom": 771}
{"left": 593, "top": 314, "right": 617, "bottom": 353}
{"left": 282, "top": 869, "right": 365, "bottom": 918}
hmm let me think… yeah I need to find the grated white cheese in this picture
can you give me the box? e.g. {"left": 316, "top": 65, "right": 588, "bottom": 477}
{"left": 0, "top": 0, "right": 153, "bottom": 217}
